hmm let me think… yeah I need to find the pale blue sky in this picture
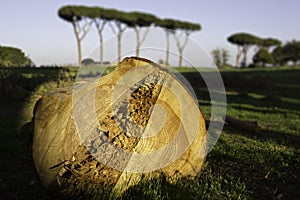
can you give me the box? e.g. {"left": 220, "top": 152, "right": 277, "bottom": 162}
{"left": 1, "top": 0, "right": 299, "bottom": 66}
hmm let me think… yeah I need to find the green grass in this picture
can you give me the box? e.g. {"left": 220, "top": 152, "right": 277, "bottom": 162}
{"left": 0, "top": 66, "right": 299, "bottom": 199}
{"left": 75, "top": 65, "right": 116, "bottom": 79}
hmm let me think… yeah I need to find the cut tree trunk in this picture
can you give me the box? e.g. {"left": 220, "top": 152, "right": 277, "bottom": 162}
{"left": 31, "top": 57, "right": 207, "bottom": 197}
{"left": 225, "top": 116, "right": 261, "bottom": 134}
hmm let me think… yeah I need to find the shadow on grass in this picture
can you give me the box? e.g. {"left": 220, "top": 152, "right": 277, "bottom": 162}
{"left": 0, "top": 67, "right": 76, "bottom": 199}
{"left": 207, "top": 125, "right": 300, "bottom": 199}
{"left": 181, "top": 67, "right": 300, "bottom": 111}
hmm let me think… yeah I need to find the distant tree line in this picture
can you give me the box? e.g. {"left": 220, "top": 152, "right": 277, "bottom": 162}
{"left": 211, "top": 48, "right": 230, "bottom": 68}
{"left": 58, "top": 5, "right": 201, "bottom": 66}
{"left": 227, "top": 32, "right": 300, "bottom": 67}
{"left": 0, "top": 46, "right": 32, "bottom": 67}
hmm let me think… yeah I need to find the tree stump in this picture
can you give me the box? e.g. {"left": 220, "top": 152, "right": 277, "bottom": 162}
{"left": 31, "top": 57, "right": 207, "bottom": 197}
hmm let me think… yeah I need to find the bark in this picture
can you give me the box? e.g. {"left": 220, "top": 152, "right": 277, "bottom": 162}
{"left": 72, "top": 19, "right": 92, "bottom": 66}
{"left": 95, "top": 20, "right": 106, "bottom": 64}
{"left": 72, "top": 22, "right": 82, "bottom": 67}
{"left": 117, "top": 32, "right": 122, "bottom": 63}
{"left": 165, "top": 30, "right": 170, "bottom": 65}
{"left": 76, "top": 34, "right": 82, "bottom": 67}
{"left": 236, "top": 46, "right": 242, "bottom": 67}
{"left": 242, "top": 46, "right": 249, "bottom": 67}
{"left": 134, "top": 27, "right": 150, "bottom": 57}
{"left": 110, "top": 22, "right": 126, "bottom": 63}
{"left": 174, "top": 32, "right": 189, "bottom": 67}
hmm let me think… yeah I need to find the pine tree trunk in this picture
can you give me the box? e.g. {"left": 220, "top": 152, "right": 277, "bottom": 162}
{"left": 165, "top": 31, "right": 170, "bottom": 65}
{"left": 96, "top": 21, "right": 106, "bottom": 65}
{"left": 73, "top": 22, "right": 82, "bottom": 66}
{"left": 77, "top": 40, "right": 82, "bottom": 66}
{"left": 97, "top": 30, "right": 104, "bottom": 64}
{"left": 178, "top": 49, "right": 183, "bottom": 67}
{"left": 135, "top": 29, "right": 140, "bottom": 57}
{"left": 236, "top": 46, "right": 242, "bottom": 67}
{"left": 242, "top": 47, "right": 248, "bottom": 67}
{"left": 174, "top": 32, "right": 189, "bottom": 67}
{"left": 116, "top": 22, "right": 125, "bottom": 63}
{"left": 117, "top": 33, "right": 122, "bottom": 63}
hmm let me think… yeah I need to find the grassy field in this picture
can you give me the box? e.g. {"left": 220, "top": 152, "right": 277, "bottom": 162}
{"left": 0, "top": 66, "right": 299, "bottom": 199}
